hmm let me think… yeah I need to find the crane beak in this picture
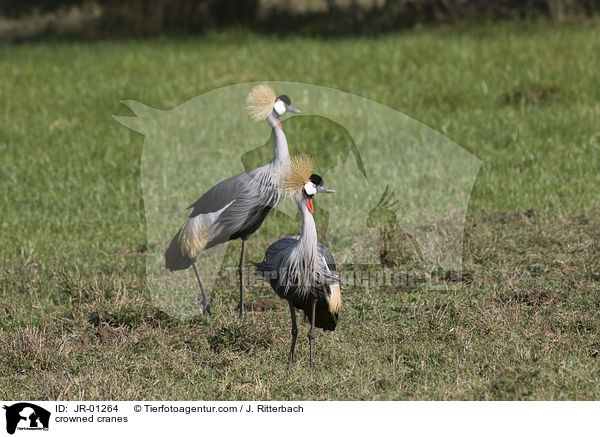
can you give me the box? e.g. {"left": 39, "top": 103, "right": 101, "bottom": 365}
{"left": 285, "top": 104, "right": 300, "bottom": 114}
{"left": 317, "top": 186, "right": 335, "bottom": 194}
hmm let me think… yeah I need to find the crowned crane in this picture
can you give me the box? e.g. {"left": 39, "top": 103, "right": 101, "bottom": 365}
{"left": 165, "top": 85, "right": 300, "bottom": 317}
{"left": 254, "top": 155, "right": 341, "bottom": 369}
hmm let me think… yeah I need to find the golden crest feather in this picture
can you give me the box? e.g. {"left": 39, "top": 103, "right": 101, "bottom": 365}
{"left": 279, "top": 154, "right": 314, "bottom": 196}
{"left": 246, "top": 84, "right": 276, "bottom": 120}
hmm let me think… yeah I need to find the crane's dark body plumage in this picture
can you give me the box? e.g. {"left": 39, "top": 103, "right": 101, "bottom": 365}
{"left": 255, "top": 236, "right": 339, "bottom": 331}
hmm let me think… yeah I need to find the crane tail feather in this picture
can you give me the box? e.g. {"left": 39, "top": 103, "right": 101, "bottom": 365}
{"left": 165, "top": 228, "right": 195, "bottom": 271}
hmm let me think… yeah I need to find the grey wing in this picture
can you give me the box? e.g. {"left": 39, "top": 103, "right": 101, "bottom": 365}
{"left": 317, "top": 243, "right": 341, "bottom": 286}
{"left": 255, "top": 236, "right": 299, "bottom": 273}
{"left": 318, "top": 243, "right": 337, "bottom": 272}
{"left": 188, "top": 167, "right": 266, "bottom": 217}
{"left": 187, "top": 165, "right": 279, "bottom": 247}
{"left": 265, "top": 235, "right": 300, "bottom": 270}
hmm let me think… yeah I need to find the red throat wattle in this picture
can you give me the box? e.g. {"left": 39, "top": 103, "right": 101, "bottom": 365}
{"left": 306, "top": 198, "right": 314, "bottom": 213}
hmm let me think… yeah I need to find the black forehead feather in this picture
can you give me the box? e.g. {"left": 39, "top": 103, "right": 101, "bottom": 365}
{"left": 277, "top": 94, "right": 291, "bottom": 105}
{"left": 310, "top": 174, "right": 323, "bottom": 186}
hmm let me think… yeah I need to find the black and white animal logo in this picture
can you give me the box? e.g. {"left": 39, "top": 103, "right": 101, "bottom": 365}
{"left": 3, "top": 403, "right": 50, "bottom": 435}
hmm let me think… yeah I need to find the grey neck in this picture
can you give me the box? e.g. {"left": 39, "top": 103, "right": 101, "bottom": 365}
{"left": 267, "top": 112, "right": 289, "bottom": 166}
{"left": 281, "top": 197, "right": 322, "bottom": 295}
{"left": 298, "top": 199, "right": 318, "bottom": 258}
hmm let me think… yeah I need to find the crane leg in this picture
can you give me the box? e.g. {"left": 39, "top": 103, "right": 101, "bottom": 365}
{"left": 238, "top": 237, "right": 248, "bottom": 318}
{"left": 192, "top": 263, "right": 212, "bottom": 316}
{"left": 288, "top": 299, "right": 298, "bottom": 370}
{"left": 308, "top": 298, "right": 317, "bottom": 370}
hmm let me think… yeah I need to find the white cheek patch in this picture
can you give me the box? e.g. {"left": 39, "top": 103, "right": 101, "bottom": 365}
{"left": 304, "top": 182, "right": 317, "bottom": 196}
{"left": 273, "top": 99, "right": 286, "bottom": 115}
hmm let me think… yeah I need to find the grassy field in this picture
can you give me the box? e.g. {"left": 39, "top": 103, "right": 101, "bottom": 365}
{"left": 1, "top": 21, "right": 600, "bottom": 400}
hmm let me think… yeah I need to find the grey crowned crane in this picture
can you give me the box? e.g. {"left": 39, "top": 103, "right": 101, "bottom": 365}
{"left": 165, "top": 85, "right": 300, "bottom": 317}
{"left": 254, "top": 155, "right": 341, "bottom": 369}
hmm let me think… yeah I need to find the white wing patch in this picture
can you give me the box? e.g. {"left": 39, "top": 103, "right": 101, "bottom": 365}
{"left": 328, "top": 283, "right": 341, "bottom": 316}
{"left": 204, "top": 200, "right": 235, "bottom": 231}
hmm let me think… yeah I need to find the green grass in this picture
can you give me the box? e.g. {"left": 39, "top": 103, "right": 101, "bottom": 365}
{"left": 1, "top": 21, "right": 600, "bottom": 400}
